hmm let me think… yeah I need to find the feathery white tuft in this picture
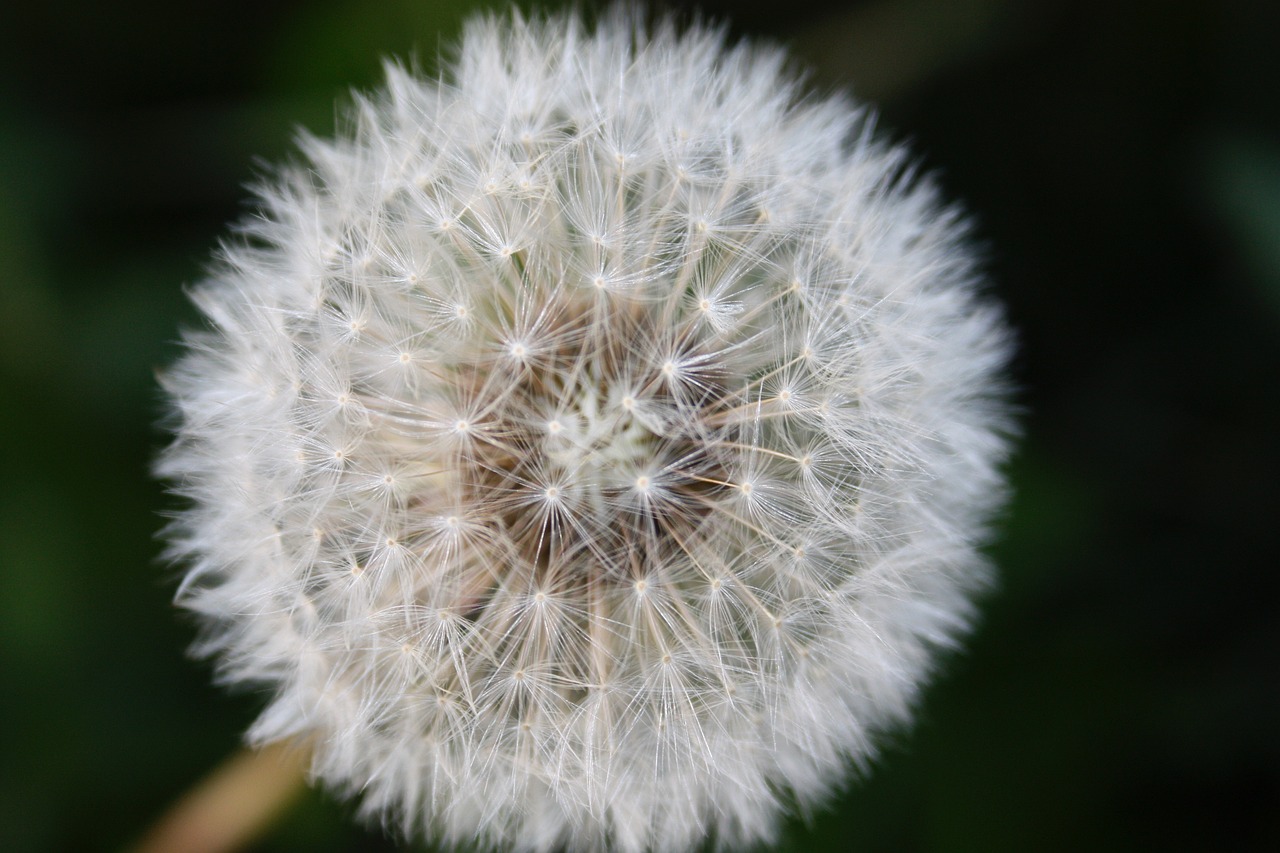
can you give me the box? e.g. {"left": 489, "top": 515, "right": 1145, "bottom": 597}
{"left": 158, "top": 11, "right": 1014, "bottom": 852}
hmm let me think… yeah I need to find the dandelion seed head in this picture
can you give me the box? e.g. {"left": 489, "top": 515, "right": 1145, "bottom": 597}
{"left": 158, "top": 10, "right": 1013, "bottom": 853}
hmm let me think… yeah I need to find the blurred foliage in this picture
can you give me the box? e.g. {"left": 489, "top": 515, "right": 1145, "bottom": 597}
{"left": 0, "top": 0, "right": 1277, "bottom": 851}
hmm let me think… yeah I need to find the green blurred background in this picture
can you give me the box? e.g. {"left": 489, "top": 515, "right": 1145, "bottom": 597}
{"left": 1, "top": 0, "right": 1277, "bottom": 850}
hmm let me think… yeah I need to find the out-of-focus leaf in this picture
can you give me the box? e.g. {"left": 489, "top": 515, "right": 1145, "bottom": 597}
{"left": 1202, "top": 132, "right": 1280, "bottom": 320}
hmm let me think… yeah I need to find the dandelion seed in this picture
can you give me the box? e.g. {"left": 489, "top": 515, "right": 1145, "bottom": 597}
{"left": 157, "top": 10, "right": 1014, "bottom": 853}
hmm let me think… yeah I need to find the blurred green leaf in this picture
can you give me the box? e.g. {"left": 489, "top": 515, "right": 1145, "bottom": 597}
{"left": 1202, "top": 132, "right": 1280, "bottom": 319}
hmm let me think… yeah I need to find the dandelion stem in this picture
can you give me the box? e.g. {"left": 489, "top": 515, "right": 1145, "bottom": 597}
{"left": 131, "top": 740, "right": 309, "bottom": 853}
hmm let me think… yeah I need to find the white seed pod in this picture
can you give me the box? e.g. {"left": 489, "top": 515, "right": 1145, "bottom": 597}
{"left": 158, "top": 11, "right": 1014, "bottom": 853}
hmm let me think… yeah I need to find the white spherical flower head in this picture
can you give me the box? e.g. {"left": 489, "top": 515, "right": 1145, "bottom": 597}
{"left": 159, "top": 12, "right": 1013, "bottom": 853}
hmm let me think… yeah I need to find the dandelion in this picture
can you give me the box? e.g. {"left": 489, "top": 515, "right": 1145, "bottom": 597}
{"left": 158, "top": 11, "right": 1013, "bottom": 853}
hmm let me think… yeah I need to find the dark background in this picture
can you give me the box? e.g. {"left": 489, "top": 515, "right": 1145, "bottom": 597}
{"left": 1, "top": 1, "right": 1276, "bottom": 850}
